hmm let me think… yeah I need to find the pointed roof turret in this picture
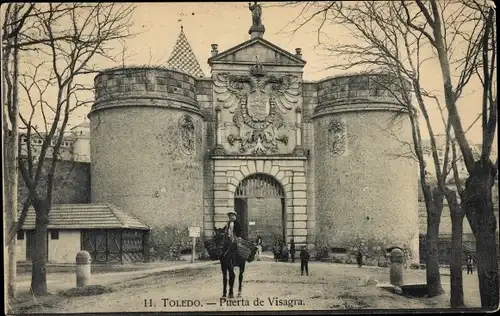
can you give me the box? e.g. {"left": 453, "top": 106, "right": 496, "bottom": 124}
{"left": 167, "top": 26, "right": 205, "bottom": 78}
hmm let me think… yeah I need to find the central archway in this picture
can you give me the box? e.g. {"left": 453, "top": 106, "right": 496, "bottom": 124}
{"left": 234, "top": 173, "right": 285, "bottom": 249}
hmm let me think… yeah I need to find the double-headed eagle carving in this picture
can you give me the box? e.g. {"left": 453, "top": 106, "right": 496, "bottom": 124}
{"left": 214, "top": 71, "right": 301, "bottom": 154}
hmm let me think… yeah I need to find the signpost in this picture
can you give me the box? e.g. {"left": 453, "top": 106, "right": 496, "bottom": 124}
{"left": 188, "top": 227, "right": 201, "bottom": 263}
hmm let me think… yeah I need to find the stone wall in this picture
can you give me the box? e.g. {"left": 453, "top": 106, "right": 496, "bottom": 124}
{"left": 302, "top": 82, "right": 318, "bottom": 249}
{"left": 312, "top": 74, "right": 419, "bottom": 264}
{"left": 94, "top": 67, "right": 197, "bottom": 106}
{"left": 18, "top": 159, "right": 91, "bottom": 206}
{"left": 212, "top": 158, "right": 309, "bottom": 248}
{"left": 90, "top": 67, "right": 205, "bottom": 257}
{"left": 196, "top": 78, "right": 216, "bottom": 239}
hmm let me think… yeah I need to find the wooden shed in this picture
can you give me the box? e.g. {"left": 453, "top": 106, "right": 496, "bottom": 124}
{"left": 17, "top": 204, "right": 151, "bottom": 264}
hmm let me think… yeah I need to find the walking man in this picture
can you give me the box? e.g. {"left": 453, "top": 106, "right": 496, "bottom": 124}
{"left": 300, "top": 245, "right": 310, "bottom": 276}
{"left": 466, "top": 255, "right": 474, "bottom": 275}
{"left": 289, "top": 238, "right": 296, "bottom": 263}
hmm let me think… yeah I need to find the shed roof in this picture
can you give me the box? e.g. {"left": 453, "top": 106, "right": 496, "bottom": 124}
{"left": 19, "top": 204, "right": 150, "bottom": 230}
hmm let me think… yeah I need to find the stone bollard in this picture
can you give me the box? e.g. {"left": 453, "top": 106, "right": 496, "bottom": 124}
{"left": 389, "top": 248, "right": 404, "bottom": 287}
{"left": 76, "top": 251, "right": 91, "bottom": 287}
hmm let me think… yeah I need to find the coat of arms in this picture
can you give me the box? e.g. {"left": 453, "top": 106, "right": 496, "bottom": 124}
{"left": 179, "top": 115, "right": 195, "bottom": 155}
{"left": 247, "top": 88, "right": 269, "bottom": 122}
{"left": 214, "top": 57, "right": 301, "bottom": 154}
{"left": 327, "top": 118, "right": 347, "bottom": 156}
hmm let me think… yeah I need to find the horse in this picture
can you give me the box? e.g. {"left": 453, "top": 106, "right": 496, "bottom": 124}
{"left": 213, "top": 228, "right": 246, "bottom": 299}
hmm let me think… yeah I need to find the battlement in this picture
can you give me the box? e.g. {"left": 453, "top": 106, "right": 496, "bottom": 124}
{"left": 313, "top": 73, "right": 411, "bottom": 119}
{"left": 92, "top": 67, "right": 202, "bottom": 116}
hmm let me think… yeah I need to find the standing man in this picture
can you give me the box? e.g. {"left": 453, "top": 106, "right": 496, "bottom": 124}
{"left": 356, "top": 250, "right": 363, "bottom": 268}
{"left": 273, "top": 239, "right": 281, "bottom": 262}
{"left": 300, "top": 246, "right": 310, "bottom": 276}
{"left": 466, "top": 255, "right": 474, "bottom": 275}
{"left": 255, "top": 235, "right": 263, "bottom": 261}
{"left": 289, "top": 239, "right": 296, "bottom": 263}
{"left": 281, "top": 243, "right": 289, "bottom": 262}
{"left": 403, "top": 249, "right": 409, "bottom": 269}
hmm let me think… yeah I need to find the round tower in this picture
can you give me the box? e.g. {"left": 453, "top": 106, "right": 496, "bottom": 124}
{"left": 312, "top": 73, "right": 419, "bottom": 264}
{"left": 88, "top": 67, "right": 204, "bottom": 235}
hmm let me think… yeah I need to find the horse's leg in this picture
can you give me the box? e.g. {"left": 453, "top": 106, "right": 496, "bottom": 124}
{"left": 228, "top": 262, "right": 236, "bottom": 298}
{"left": 221, "top": 260, "right": 227, "bottom": 298}
{"left": 237, "top": 261, "right": 245, "bottom": 297}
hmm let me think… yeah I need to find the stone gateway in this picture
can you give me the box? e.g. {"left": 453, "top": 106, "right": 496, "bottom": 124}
{"left": 88, "top": 6, "right": 419, "bottom": 264}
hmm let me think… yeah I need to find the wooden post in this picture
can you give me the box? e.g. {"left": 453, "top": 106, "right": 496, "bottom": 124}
{"left": 143, "top": 229, "right": 151, "bottom": 262}
{"left": 105, "top": 230, "right": 109, "bottom": 262}
{"left": 191, "top": 237, "right": 196, "bottom": 263}
{"left": 120, "top": 229, "right": 124, "bottom": 265}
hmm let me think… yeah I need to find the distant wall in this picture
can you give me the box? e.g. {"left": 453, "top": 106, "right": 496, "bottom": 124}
{"left": 18, "top": 159, "right": 91, "bottom": 207}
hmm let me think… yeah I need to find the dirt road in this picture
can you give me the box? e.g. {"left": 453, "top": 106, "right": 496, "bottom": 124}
{"left": 19, "top": 260, "right": 481, "bottom": 313}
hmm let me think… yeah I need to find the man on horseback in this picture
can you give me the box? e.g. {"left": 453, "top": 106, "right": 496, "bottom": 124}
{"left": 223, "top": 211, "right": 242, "bottom": 266}
{"left": 218, "top": 211, "right": 246, "bottom": 298}
{"left": 224, "top": 211, "right": 242, "bottom": 239}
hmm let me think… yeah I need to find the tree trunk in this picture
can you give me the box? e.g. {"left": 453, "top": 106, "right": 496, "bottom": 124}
{"left": 446, "top": 189, "right": 465, "bottom": 308}
{"left": 463, "top": 162, "right": 499, "bottom": 310}
{"left": 4, "top": 134, "right": 18, "bottom": 299}
{"left": 31, "top": 204, "right": 49, "bottom": 296}
{"left": 424, "top": 186, "right": 445, "bottom": 297}
{"left": 3, "top": 4, "right": 20, "bottom": 298}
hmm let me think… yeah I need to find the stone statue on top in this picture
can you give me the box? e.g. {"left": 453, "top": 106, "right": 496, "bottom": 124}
{"left": 249, "top": 2, "right": 262, "bottom": 27}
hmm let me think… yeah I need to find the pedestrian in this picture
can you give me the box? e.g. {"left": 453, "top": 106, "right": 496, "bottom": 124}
{"left": 403, "top": 249, "right": 409, "bottom": 269}
{"left": 255, "top": 235, "right": 263, "bottom": 261}
{"left": 289, "top": 239, "right": 296, "bottom": 263}
{"left": 300, "top": 245, "right": 310, "bottom": 276}
{"left": 356, "top": 250, "right": 363, "bottom": 268}
{"left": 273, "top": 239, "right": 281, "bottom": 262}
{"left": 467, "top": 255, "right": 474, "bottom": 275}
{"left": 281, "top": 243, "right": 289, "bottom": 262}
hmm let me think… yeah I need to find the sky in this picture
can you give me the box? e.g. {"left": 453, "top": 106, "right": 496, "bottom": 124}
{"left": 15, "top": 2, "right": 497, "bottom": 148}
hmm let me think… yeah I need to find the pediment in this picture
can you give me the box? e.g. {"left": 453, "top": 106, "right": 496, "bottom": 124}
{"left": 208, "top": 37, "right": 306, "bottom": 66}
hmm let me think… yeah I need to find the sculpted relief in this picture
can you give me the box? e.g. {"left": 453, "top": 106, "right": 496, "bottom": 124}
{"left": 179, "top": 115, "right": 195, "bottom": 155}
{"left": 214, "top": 64, "right": 302, "bottom": 155}
{"left": 327, "top": 118, "right": 347, "bottom": 157}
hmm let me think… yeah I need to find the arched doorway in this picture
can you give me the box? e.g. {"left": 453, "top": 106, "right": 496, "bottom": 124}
{"left": 234, "top": 173, "right": 285, "bottom": 249}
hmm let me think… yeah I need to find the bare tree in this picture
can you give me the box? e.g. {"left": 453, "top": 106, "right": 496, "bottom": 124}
{"left": 2, "top": 3, "right": 135, "bottom": 296}
{"left": 285, "top": 0, "right": 450, "bottom": 298}
{"left": 2, "top": 2, "right": 36, "bottom": 299}
{"left": 401, "top": 0, "right": 498, "bottom": 309}
{"left": 284, "top": 0, "right": 495, "bottom": 304}
{"left": 446, "top": 140, "right": 465, "bottom": 307}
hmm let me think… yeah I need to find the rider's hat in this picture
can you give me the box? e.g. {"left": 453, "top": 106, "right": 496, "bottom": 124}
{"left": 227, "top": 211, "right": 237, "bottom": 216}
